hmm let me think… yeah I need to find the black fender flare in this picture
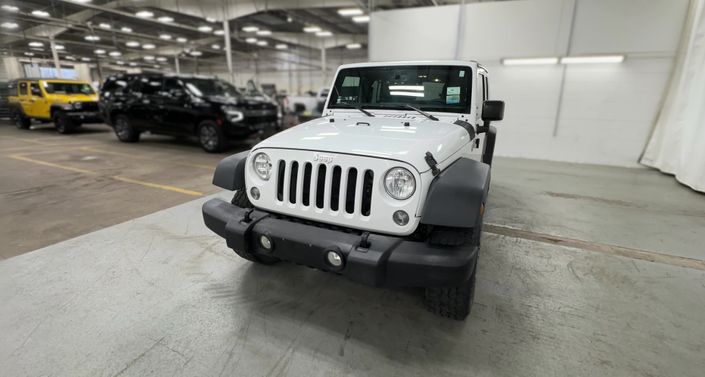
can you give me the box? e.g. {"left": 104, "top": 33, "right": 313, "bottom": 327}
{"left": 212, "top": 150, "right": 250, "bottom": 190}
{"left": 420, "top": 158, "right": 490, "bottom": 228}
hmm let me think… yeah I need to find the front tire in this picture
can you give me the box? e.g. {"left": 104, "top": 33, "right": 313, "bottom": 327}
{"left": 14, "top": 111, "right": 31, "bottom": 129}
{"left": 425, "top": 260, "right": 478, "bottom": 320}
{"left": 53, "top": 112, "right": 75, "bottom": 134}
{"left": 230, "top": 188, "right": 279, "bottom": 265}
{"left": 113, "top": 114, "right": 140, "bottom": 142}
{"left": 198, "top": 121, "right": 225, "bottom": 153}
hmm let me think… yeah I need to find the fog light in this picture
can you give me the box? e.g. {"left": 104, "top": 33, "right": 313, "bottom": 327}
{"left": 392, "top": 210, "right": 409, "bottom": 226}
{"left": 326, "top": 250, "right": 344, "bottom": 268}
{"left": 250, "top": 187, "right": 260, "bottom": 200}
{"left": 259, "top": 235, "right": 272, "bottom": 250}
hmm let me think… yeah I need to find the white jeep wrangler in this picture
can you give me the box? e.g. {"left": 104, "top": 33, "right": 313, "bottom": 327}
{"left": 203, "top": 60, "right": 504, "bottom": 319}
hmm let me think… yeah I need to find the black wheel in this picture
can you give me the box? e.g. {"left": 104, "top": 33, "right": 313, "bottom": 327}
{"left": 14, "top": 111, "right": 31, "bottom": 129}
{"left": 53, "top": 112, "right": 75, "bottom": 134}
{"left": 425, "top": 260, "right": 478, "bottom": 320}
{"left": 230, "top": 188, "right": 279, "bottom": 265}
{"left": 198, "top": 121, "right": 225, "bottom": 153}
{"left": 113, "top": 114, "right": 140, "bottom": 142}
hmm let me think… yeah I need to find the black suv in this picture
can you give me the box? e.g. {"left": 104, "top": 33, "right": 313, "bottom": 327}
{"left": 99, "top": 74, "right": 280, "bottom": 152}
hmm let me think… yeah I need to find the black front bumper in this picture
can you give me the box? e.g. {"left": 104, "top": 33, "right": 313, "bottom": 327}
{"left": 202, "top": 198, "right": 477, "bottom": 288}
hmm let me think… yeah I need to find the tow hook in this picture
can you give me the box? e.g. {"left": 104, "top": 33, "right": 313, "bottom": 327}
{"left": 358, "top": 232, "right": 371, "bottom": 249}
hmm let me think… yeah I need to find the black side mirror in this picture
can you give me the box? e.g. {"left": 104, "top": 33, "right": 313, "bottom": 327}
{"left": 482, "top": 100, "right": 505, "bottom": 122}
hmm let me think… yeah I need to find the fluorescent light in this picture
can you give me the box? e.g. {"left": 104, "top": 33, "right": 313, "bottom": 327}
{"left": 99, "top": 23, "right": 111, "bottom": 29}
{"left": 389, "top": 85, "right": 423, "bottom": 91}
{"left": 116, "top": 60, "right": 125, "bottom": 65}
{"left": 108, "top": 51, "right": 121, "bottom": 57}
{"left": 206, "top": 17, "right": 216, "bottom": 23}
{"left": 157, "top": 16, "right": 173, "bottom": 23}
{"left": 28, "top": 41, "right": 44, "bottom": 47}
{"left": 198, "top": 25, "right": 213, "bottom": 32}
{"left": 81, "top": 57, "right": 91, "bottom": 62}
{"left": 256, "top": 30, "right": 271, "bottom": 36}
{"left": 94, "top": 49, "right": 106, "bottom": 55}
{"left": 176, "top": 37, "right": 187, "bottom": 43}
{"left": 190, "top": 51, "right": 202, "bottom": 56}
{"left": 352, "top": 15, "right": 370, "bottom": 23}
{"left": 560, "top": 55, "right": 625, "bottom": 64}
{"left": 245, "top": 37, "right": 258, "bottom": 44}
{"left": 65, "top": 55, "right": 76, "bottom": 60}
{"left": 346, "top": 43, "right": 362, "bottom": 49}
{"left": 338, "top": 8, "right": 363, "bottom": 16}
{"left": 303, "top": 26, "right": 321, "bottom": 33}
{"left": 24, "top": 52, "right": 34, "bottom": 56}
{"left": 129, "top": 62, "right": 138, "bottom": 66}
{"left": 390, "top": 91, "right": 424, "bottom": 97}
{"left": 135, "top": 10, "right": 153, "bottom": 18}
{"left": 85, "top": 35, "right": 100, "bottom": 41}
{"left": 1, "top": 22, "right": 19, "bottom": 29}
{"left": 213, "top": 29, "right": 225, "bottom": 36}
{"left": 256, "top": 40, "right": 268, "bottom": 46}
{"left": 316, "top": 31, "right": 332, "bottom": 37}
{"left": 159, "top": 34, "right": 172, "bottom": 40}
{"left": 31, "top": 10, "right": 50, "bottom": 17}
{"left": 142, "top": 43, "right": 156, "bottom": 50}
{"left": 125, "top": 41, "right": 140, "bottom": 47}
{"left": 211, "top": 44, "right": 220, "bottom": 49}
{"left": 143, "top": 55, "right": 155, "bottom": 61}
{"left": 1, "top": 5, "right": 19, "bottom": 12}
{"left": 502, "top": 57, "right": 559, "bottom": 65}
{"left": 70, "top": 0, "right": 92, "bottom": 3}
{"left": 242, "top": 26, "right": 259, "bottom": 33}
{"left": 275, "top": 43, "right": 287, "bottom": 49}
{"left": 121, "top": 26, "right": 132, "bottom": 33}
{"left": 156, "top": 57, "right": 167, "bottom": 62}
{"left": 54, "top": 45, "right": 65, "bottom": 50}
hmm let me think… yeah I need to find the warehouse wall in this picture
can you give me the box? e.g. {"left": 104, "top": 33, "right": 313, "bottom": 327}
{"left": 369, "top": 0, "right": 688, "bottom": 167}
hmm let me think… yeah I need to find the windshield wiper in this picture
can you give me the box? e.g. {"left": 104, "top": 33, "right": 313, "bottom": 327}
{"left": 405, "top": 104, "right": 438, "bottom": 121}
{"left": 335, "top": 104, "right": 375, "bottom": 117}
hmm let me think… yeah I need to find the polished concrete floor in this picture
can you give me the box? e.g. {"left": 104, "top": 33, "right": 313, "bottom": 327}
{"left": 1, "top": 121, "right": 705, "bottom": 376}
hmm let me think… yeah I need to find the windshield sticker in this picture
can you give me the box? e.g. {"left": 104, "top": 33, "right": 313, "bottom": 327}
{"left": 447, "top": 86, "right": 460, "bottom": 95}
{"left": 459, "top": 71, "right": 465, "bottom": 77}
{"left": 446, "top": 94, "right": 460, "bottom": 104}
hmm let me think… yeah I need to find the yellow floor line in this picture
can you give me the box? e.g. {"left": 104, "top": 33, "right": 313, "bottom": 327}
{"left": 4, "top": 136, "right": 55, "bottom": 145}
{"left": 112, "top": 176, "right": 204, "bottom": 197}
{"left": 8, "top": 155, "right": 96, "bottom": 175}
{"left": 80, "top": 147, "right": 215, "bottom": 170}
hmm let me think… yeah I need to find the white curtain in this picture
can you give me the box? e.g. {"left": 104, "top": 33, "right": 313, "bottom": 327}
{"left": 641, "top": 0, "right": 705, "bottom": 193}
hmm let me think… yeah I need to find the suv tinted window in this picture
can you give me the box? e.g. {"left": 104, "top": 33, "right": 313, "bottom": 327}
{"left": 30, "top": 83, "right": 43, "bottom": 97}
{"left": 136, "top": 77, "right": 163, "bottom": 95}
{"left": 163, "top": 78, "right": 182, "bottom": 93}
{"left": 19, "top": 82, "right": 28, "bottom": 95}
{"left": 102, "top": 76, "right": 131, "bottom": 95}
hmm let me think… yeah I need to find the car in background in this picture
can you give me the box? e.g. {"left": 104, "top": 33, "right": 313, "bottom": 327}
{"left": 7, "top": 78, "right": 102, "bottom": 133}
{"left": 285, "top": 87, "right": 329, "bottom": 117}
{"left": 0, "top": 82, "right": 10, "bottom": 119}
{"left": 99, "top": 74, "right": 280, "bottom": 152}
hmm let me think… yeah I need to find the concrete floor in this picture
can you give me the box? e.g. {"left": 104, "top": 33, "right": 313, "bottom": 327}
{"left": 1, "top": 121, "right": 705, "bottom": 376}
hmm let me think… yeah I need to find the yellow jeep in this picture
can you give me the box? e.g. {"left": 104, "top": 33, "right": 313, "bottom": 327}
{"left": 8, "top": 78, "right": 102, "bottom": 134}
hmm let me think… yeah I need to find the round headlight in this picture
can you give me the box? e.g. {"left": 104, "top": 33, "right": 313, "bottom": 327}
{"left": 384, "top": 167, "right": 416, "bottom": 200}
{"left": 252, "top": 152, "right": 272, "bottom": 180}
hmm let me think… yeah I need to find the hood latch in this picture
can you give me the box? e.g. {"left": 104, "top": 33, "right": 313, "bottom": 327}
{"left": 425, "top": 152, "right": 441, "bottom": 176}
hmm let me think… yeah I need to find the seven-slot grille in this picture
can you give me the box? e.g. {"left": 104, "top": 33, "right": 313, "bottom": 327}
{"left": 275, "top": 159, "right": 374, "bottom": 217}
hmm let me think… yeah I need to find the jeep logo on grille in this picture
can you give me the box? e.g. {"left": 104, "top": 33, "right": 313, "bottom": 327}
{"left": 313, "top": 153, "right": 334, "bottom": 164}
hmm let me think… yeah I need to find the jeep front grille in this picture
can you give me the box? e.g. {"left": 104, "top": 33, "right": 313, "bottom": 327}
{"left": 275, "top": 160, "right": 374, "bottom": 217}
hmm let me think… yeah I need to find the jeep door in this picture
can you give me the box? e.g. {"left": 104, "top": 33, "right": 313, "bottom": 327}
{"left": 27, "top": 82, "right": 50, "bottom": 119}
{"left": 17, "top": 81, "right": 32, "bottom": 116}
{"left": 156, "top": 78, "right": 197, "bottom": 135}
{"left": 129, "top": 76, "right": 163, "bottom": 130}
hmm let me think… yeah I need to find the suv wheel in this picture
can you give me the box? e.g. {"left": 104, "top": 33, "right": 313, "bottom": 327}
{"left": 230, "top": 188, "right": 279, "bottom": 265}
{"left": 113, "top": 115, "right": 140, "bottom": 142}
{"left": 198, "top": 121, "right": 225, "bottom": 153}
{"left": 424, "top": 260, "right": 478, "bottom": 320}
{"left": 53, "top": 112, "right": 75, "bottom": 134}
{"left": 14, "top": 111, "right": 31, "bottom": 130}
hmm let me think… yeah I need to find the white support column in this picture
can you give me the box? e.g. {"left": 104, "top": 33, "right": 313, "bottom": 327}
{"left": 223, "top": 20, "right": 234, "bottom": 83}
{"left": 174, "top": 55, "right": 180, "bottom": 74}
{"left": 321, "top": 47, "right": 327, "bottom": 87}
{"left": 49, "top": 37, "right": 62, "bottom": 78}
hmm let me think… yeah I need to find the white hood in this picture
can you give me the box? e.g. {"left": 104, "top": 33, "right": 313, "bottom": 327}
{"left": 254, "top": 113, "right": 472, "bottom": 173}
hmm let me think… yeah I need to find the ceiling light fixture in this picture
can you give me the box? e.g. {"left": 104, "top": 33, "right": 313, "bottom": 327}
{"left": 206, "top": 17, "right": 216, "bottom": 23}
{"left": 142, "top": 43, "right": 156, "bottom": 50}
{"left": 85, "top": 35, "right": 100, "bottom": 41}
{"left": 121, "top": 26, "right": 132, "bottom": 33}
{"left": 176, "top": 37, "right": 187, "bottom": 43}
{"left": 275, "top": 43, "right": 287, "bottom": 49}
{"left": 501, "top": 57, "right": 559, "bottom": 65}
{"left": 156, "top": 57, "right": 167, "bottom": 62}
{"left": 303, "top": 26, "right": 321, "bottom": 33}
{"left": 1, "top": 5, "right": 19, "bottom": 12}
{"left": 1, "top": 22, "right": 19, "bottom": 29}
{"left": 198, "top": 25, "right": 213, "bottom": 32}
{"left": 31, "top": 10, "right": 50, "bottom": 17}
{"left": 24, "top": 52, "right": 35, "bottom": 56}
{"left": 560, "top": 55, "right": 625, "bottom": 64}
{"left": 28, "top": 41, "right": 43, "bottom": 47}
{"left": 190, "top": 51, "right": 202, "bottom": 56}
{"left": 65, "top": 56, "right": 76, "bottom": 60}
{"left": 125, "top": 41, "right": 140, "bottom": 47}
{"left": 129, "top": 62, "right": 138, "bottom": 66}
{"left": 81, "top": 57, "right": 91, "bottom": 62}
{"left": 242, "top": 26, "right": 259, "bottom": 33}
{"left": 213, "top": 29, "right": 225, "bottom": 36}
{"left": 256, "top": 30, "right": 271, "bottom": 36}
{"left": 345, "top": 43, "right": 362, "bottom": 49}
{"left": 54, "top": 45, "right": 65, "bottom": 50}
{"left": 71, "top": 0, "right": 93, "bottom": 3}
{"left": 352, "top": 15, "right": 370, "bottom": 23}
{"left": 338, "top": 8, "right": 363, "bottom": 16}
{"left": 157, "top": 16, "right": 173, "bottom": 23}
{"left": 144, "top": 55, "right": 155, "bottom": 61}
{"left": 211, "top": 44, "right": 220, "bottom": 49}
{"left": 135, "top": 10, "right": 153, "bottom": 18}
{"left": 256, "top": 40, "right": 268, "bottom": 46}
{"left": 108, "top": 51, "right": 121, "bottom": 57}
{"left": 159, "top": 34, "right": 172, "bottom": 40}
{"left": 245, "top": 37, "right": 257, "bottom": 44}
{"left": 94, "top": 49, "right": 106, "bottom": 55}
{"left": 315, "top": 31, "right": 333, "bottom": 37}
{"left": 99, "top": 23, "right": 111, "bottom": 29}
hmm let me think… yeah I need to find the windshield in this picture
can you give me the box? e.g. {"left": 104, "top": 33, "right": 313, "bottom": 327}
{"left": 181, "top": 78, "right": 240, "bottom": 98}
{"left": 43, "top": 82, "right": 95, "bottom": 95}
{"left": 328, "top": 65, "right": 472, "bottom": 113}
